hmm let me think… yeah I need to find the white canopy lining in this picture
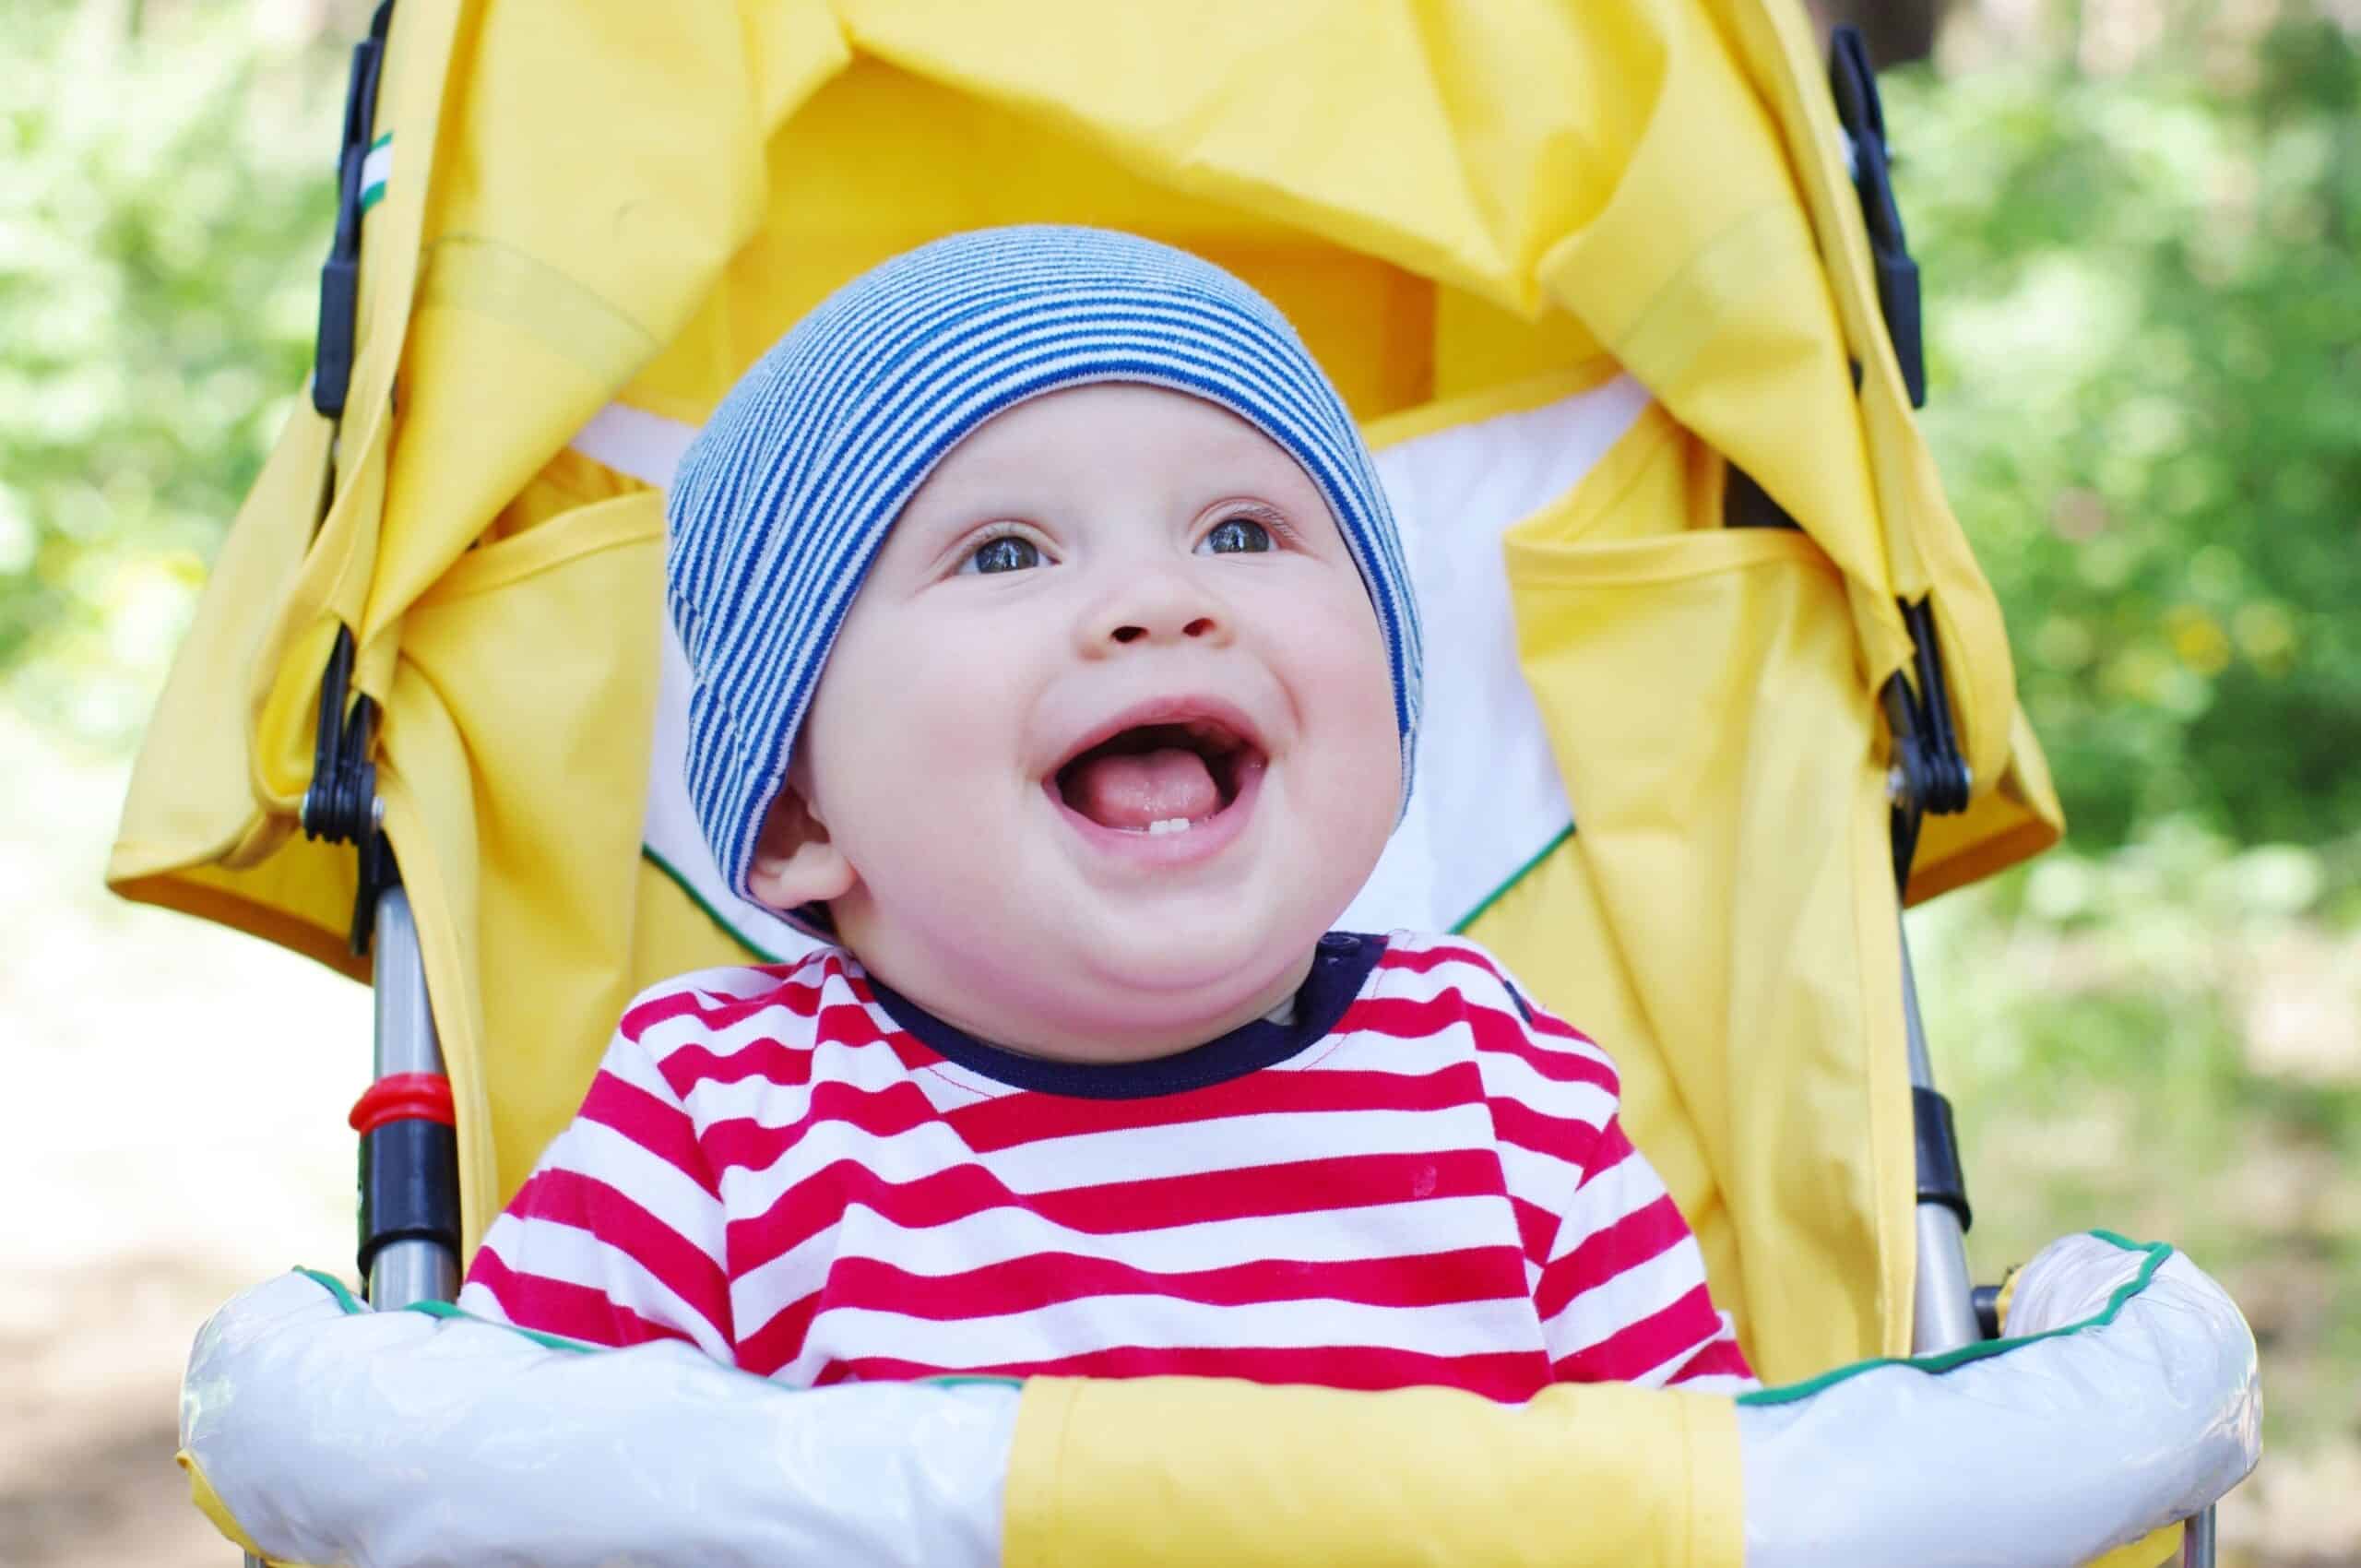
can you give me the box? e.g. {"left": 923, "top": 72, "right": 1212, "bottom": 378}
{"left": 566, "top": 375, "right": 1655, "bottom": 960}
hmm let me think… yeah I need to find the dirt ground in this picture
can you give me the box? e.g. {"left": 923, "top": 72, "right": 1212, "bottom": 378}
{"left": 2, "top": 716, "right": 2349, "bottom": 1565}
{"left": 3, "top": 719, "right": 362, "bottom": 1567}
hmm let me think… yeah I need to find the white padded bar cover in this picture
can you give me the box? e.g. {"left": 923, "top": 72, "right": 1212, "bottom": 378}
{"left": 182, "top": 1272, "right": 1014, "bottom": 1568}
{"left": 1739, "top": 1235, "right": 2261, "bottom": 1568}
{"left": 184, "top": 1233, "right": 2259, "bottom": 1568}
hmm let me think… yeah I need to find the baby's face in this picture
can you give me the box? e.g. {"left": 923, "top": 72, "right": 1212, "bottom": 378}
{"left": 780, "top": 384, "right": 1400, "bottom": 1060}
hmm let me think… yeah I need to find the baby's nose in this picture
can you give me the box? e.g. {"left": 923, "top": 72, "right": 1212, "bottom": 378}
{"left": 1108, "top": 614, "right": 1218, "bottom": 646}
{"left": 1082, "top": 567, "right": 1230, "bottom": 653}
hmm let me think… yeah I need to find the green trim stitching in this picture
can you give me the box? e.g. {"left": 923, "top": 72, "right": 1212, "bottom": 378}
{"left": 294, "top": 1265, "right": 365, "bottom": 1313}
{"left": 295, "top": 1266, "right": 599, "bottom": 1351}
{"left": 642, "top": 844, "right": 788, "bottom": 963}
{"left": 652, "top": 804, "right": 1580, "bottom": 954}
{"left": 923, "top": 1374, "right": 1026, "bottom": 1389}
{"left": 289, "top": 1265, "right": 1022, "bottom": 1390}
{"left": 369, "top": 132, "right": 392, "bottom": 151}
{"left": 1452, "top": 823, "right": 1575, "bottom": 934}
{"left": 402, "top": 1299, "right": 603, "bottom": 1354}
{"left": 653, "top": 814, "right": 1579, "bottom": 956}
{"left": 1736, "top": 1231, "right": 2174, "bottom": 1407}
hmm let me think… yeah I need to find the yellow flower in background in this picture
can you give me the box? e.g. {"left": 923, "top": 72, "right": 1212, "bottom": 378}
{"left": 2166, "top": 605, "right": 2233, "bottom": 676}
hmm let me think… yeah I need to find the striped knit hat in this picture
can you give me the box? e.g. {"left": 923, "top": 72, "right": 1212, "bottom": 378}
{"left": 668, "top": 225, "right": 1423, "bottom": 907}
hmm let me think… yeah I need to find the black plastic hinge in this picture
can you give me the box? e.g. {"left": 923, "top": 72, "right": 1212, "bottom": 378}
{"left": 313, "top": 1, "right": 395, "bottom": 419}
{"left": 1912, "top": 1085, "right": 1972, "bottom": 1232}
{"left": 303, "top": 1, "right": 398, "bottom": 955}
{"left": 300, "top": 623, "right": 393, "bottom": 956}
{"left": 1825, "top": 30, "right": 1968, "bottom": 887}
{"left": 1829, "top": 27, "right": 1925, "bottom": 409}
{"left": 1882, "top": 598, "right": 1975, "bottom": 887}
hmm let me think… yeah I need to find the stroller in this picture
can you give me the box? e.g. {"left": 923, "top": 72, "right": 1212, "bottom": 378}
{"left": 116, "top": 2, "right": 2258, "bottom": 1563}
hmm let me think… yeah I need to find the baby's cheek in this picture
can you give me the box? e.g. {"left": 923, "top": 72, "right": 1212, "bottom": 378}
{"left": 884, "top": 630, "right": 1034, "bottom": 757}
{"left": 1304, "top": 602, "right": 1401, "bottom": 756}
{"left": 814, "top": 640, "right": 1028, "bottom": 860}
{"left": 1287, "top": 620, "right": 1401, "bottom": 836}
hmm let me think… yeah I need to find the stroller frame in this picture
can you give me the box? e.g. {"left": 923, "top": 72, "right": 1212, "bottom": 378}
{"left": 252, "top": 10, "right": 2215, "bottom": 1566}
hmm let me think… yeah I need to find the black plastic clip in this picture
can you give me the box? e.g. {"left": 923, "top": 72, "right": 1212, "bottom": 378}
{"left": 1823, "top": 31, "right": 1968, "bottom": 885}
{"left": 1829, "top": 27, "right": 1925, "bottom": 410}
{"left": 1882, "top": 598, "right": 1974, "bottom": 886}
{"left": 300, "top": 624, "right": 393, "bottom": 956}
{"left": 1912, "top": 1084, "right": 1973, "bottom": 1232}
{"left": 303, "top": 0, "right": 398, "bottom": 954}
{"left": 313, "top": 1, "right": 395, "bottom": 420}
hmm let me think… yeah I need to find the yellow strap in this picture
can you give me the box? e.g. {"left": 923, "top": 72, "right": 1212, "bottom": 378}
{"left": 177, "top": 1447, "right": 321, "bottom": 1567}
{"left": 1004, "top": 1376, "right": 1742, "bottom": 1568}
{"left": 2087, "top": 1526, "right": 2186, "bottom": 1568}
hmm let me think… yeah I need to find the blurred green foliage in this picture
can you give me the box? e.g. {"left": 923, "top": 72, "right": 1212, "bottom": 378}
{"left": 1, "top": 0, "right": 2354, "bottom": 1554}
{"left": 0, "top": 0, "right": 340, "bottom": 742}
{"left": 1917, "top": 826, "right": 2361, "bottom": 1452}
{"left": 1891, "top": 13, "right": 2361, "bottom": 847}
{"left": 1888, "top": 6, "right": 2361, "bottom": 1513}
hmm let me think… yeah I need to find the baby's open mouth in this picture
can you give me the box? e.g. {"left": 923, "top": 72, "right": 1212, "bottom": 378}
{"left": 1053, "top": 719, "right": 1262, "bottom": 834}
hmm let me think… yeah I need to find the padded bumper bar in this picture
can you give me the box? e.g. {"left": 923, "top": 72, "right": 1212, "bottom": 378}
{"left": 181, "top": 1233, "right": 2254, "bottom": 1568}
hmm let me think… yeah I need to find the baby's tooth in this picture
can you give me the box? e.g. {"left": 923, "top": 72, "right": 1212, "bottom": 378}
{"left": 1146, "top": 817, "right": 1190, "bottom": 836}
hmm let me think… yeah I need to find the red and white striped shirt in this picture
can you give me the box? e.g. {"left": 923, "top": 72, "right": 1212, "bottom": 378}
{"left": 458, "top": 932, "right": 1751, "bottom": 1399}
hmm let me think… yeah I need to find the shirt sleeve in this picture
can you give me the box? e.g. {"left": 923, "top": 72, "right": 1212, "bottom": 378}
{"left": 456, "top": 1016, "right": 736, "bottom": 1365}
{"left": 1491, "top": 980, "right": 1755, "bottom": 1393}
{"left": 1533, "top": 1110, "right": 1755, "bottom": 1391}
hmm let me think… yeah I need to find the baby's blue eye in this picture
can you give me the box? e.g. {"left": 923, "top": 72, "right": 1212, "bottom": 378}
{"left": 1201, "top": 517, "right": 1274, "bottom": 555}
{"left": 967, "top": 535, "right": 1042, "bottom": 575}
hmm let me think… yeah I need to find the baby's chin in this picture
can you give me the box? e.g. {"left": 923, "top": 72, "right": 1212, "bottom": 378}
{"left": 1044, "top": 909, "right": 1323, "bottom": 1026}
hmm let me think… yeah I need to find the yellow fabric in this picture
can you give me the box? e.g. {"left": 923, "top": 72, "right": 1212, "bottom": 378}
{"left": 1713, "top": 0, "right": 2063, "bottom": 902}
{"left": 1468, "top": 398, "right": 1917, "bottom": 1378}
{"left": 111, "top": 1, "right": 2083, "bottom": 1559}
{"left": 2088, "top": 1527, "right": 2186, "bottom": 1568}
{"left": 381, "top": 489, "right": 670, "bottom": 1244}
{"left": 1004, "top": 1377, "right": 1741, "bottom": 1568}
{"left": 179, "top": 1448, "right": 301, "bottom": 1564}
{"left": 1995, "top": 1261, "right": 2026, "bottom": 1334}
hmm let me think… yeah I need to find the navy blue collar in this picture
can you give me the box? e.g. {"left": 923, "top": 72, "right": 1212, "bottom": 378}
{"left": 864, "top": 932, "right": 1387, "bottom": 1099}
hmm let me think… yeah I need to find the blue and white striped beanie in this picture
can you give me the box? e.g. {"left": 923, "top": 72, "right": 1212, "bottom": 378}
{"left": 668, "top": 225, "right": 1423, "bottom": 906}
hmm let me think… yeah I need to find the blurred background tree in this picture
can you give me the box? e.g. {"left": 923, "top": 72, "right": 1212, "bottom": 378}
{"left": 1897, "top": 3, "right": 2361, "bottom": 850}
{"left": 0, "top": 0, "right": 351, "bottom": 744}
{"left": 1821, "top": 0, "right": 2361, "bottom": 849}
{"left": 1, "top": 0, "right": 2354, "bottom": 1562}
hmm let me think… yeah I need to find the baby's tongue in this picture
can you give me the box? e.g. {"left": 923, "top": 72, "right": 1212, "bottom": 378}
{"left": 1066, "top": 747, "right": 1219, "bottom": 829}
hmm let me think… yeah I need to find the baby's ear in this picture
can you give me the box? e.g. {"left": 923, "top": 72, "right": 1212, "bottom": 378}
{"left": 746, "top": 779, "right": 857, "bottom": 912}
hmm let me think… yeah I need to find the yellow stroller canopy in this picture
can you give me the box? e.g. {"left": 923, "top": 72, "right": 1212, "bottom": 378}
{"left": 114, "top": 2, "right": 2093, "bottom": 1562}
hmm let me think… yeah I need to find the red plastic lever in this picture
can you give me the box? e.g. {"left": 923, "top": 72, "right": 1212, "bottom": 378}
{"left": 349, "top": 1071, "right": 457, "bottom": 1136}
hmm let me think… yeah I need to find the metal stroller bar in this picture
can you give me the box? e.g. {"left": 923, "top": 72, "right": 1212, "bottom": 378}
{"left": 242, "top": 7, "right": 414, "bottom": 1564}
{"left": 243, "top": 885, "right": 455, "bottom": 1568}
{"left": 1899, "top": 928, "right": 1983, "bottom": 1355}
{"left": 360, "top": 883, "right": 460, "bottom": 1310}
{"left": 1839, "top": 26, "right": 2216, "bottom": 1562}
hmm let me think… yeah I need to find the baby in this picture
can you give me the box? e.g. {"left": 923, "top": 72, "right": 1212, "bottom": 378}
{"left": 457, "top": 226, "right": 1750, "bottom": 1399}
